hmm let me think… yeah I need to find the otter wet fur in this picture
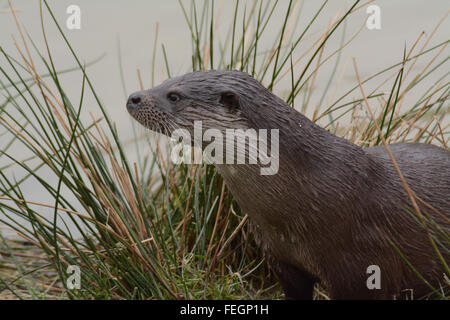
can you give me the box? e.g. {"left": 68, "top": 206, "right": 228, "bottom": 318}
{"left": 126, "top": 70, "right": 449, "bottom": 300}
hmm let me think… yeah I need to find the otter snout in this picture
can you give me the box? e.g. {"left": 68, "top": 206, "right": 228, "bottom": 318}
{"left": 126, "top": 91, "right": 145, "bottom": 112}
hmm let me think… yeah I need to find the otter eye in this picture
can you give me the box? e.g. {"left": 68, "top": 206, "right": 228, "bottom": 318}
{"left": 167, "top": 92, "right": 181, "bottom": 102}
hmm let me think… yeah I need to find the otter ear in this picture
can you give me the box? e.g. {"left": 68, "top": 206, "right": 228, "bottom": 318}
{"left": 219, "top": 91, "right": 240, "bottom": 109}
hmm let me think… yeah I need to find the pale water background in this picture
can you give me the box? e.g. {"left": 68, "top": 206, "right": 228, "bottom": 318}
{"left": 0, "top": 0, "right": 449, "bottom": 238}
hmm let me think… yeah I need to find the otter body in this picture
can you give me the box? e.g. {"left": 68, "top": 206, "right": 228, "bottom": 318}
{"left": 127, "top": 70, "right": 449, "bottom": 299}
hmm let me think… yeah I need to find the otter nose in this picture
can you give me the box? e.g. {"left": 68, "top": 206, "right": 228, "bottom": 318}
{"left": 127, "top": 92, "right": 143, "bottom": 111}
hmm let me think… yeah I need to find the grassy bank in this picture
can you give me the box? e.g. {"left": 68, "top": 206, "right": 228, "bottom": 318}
{"left": 0, "top": 0, "right": 448, "bottom": 299}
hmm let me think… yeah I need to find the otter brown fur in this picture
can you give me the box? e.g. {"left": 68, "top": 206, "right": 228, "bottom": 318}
{"left": 126, "top": 70, "right": 449, "bottom": 299}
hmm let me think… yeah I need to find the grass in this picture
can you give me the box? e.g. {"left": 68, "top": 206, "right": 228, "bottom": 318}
{"left": 0, "top": 0, "right": 448, "bottom": 299}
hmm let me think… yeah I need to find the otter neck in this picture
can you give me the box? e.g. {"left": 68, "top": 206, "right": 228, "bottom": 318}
{"left": 215, "top": 111, "right": 377, "bottom": 232}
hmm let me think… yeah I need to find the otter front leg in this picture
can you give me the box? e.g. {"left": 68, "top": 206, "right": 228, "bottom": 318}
{"left": 271, "top": 260, "right": 317, "bottom": 299}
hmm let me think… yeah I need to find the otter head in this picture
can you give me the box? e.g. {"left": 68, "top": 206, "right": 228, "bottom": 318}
{"left": 127, "top": 70, "right": 285, "bottom": 175}
{"left": 126, "top": 70, "right": 271, "bottom": 138}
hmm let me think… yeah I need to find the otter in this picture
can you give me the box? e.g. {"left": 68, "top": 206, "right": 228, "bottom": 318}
{"left": 126, "top": 70, "right": 449, "bottom": 299}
